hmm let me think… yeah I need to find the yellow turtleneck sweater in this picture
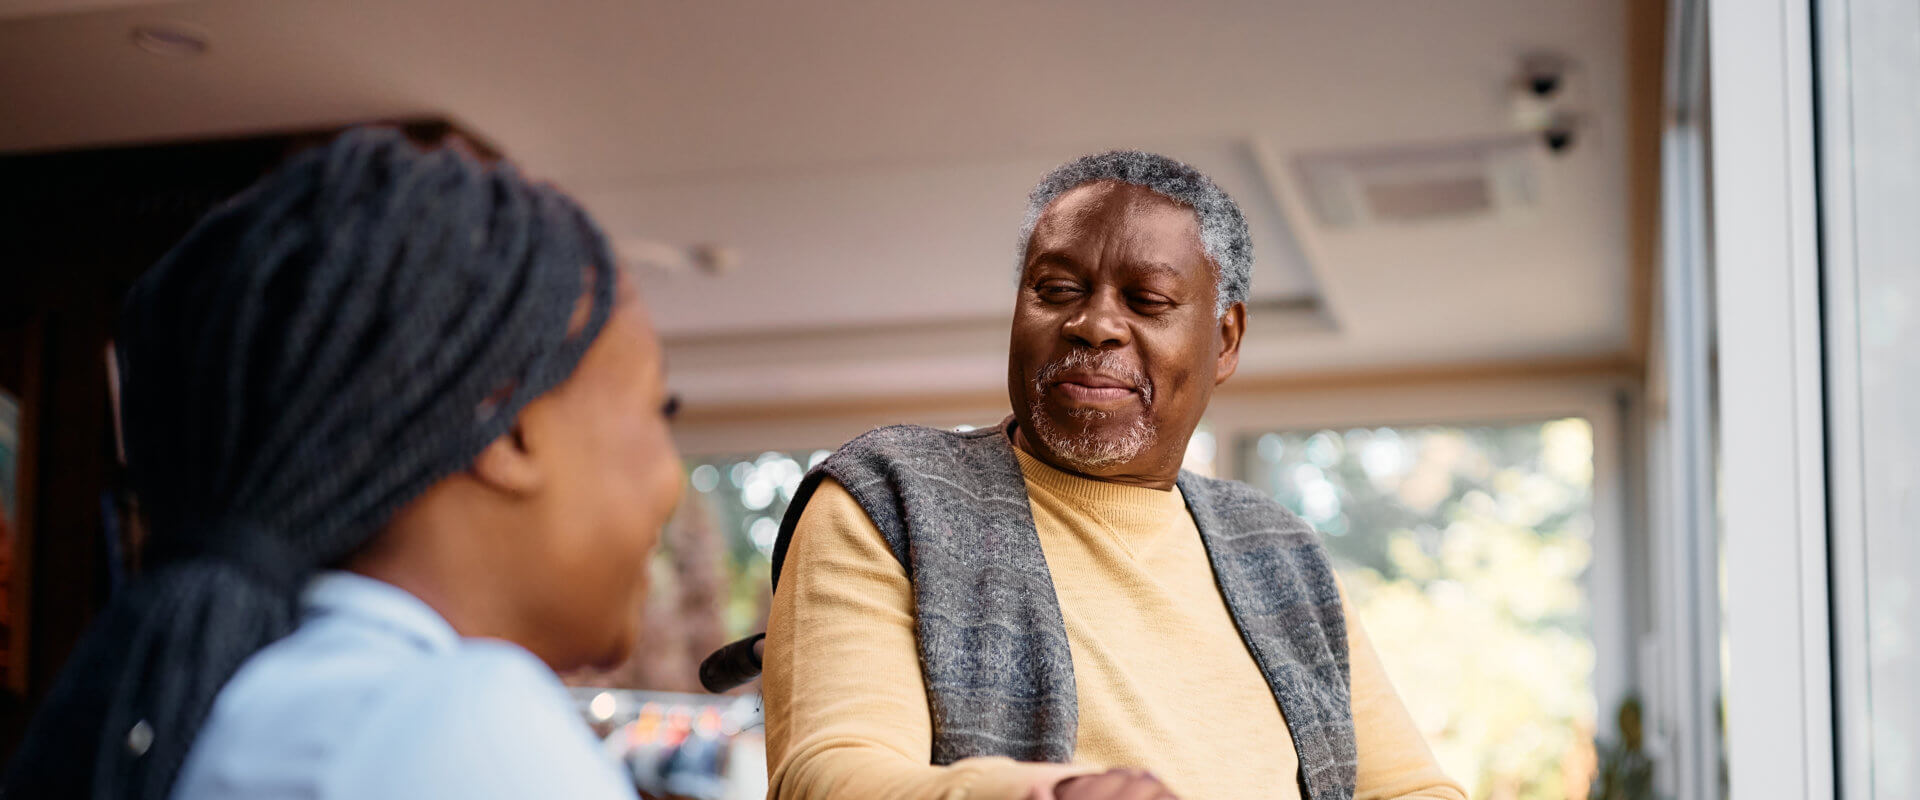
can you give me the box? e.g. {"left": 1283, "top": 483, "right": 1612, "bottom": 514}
{"left": 763, "top": 446, "right": 1465, "bottom": 800}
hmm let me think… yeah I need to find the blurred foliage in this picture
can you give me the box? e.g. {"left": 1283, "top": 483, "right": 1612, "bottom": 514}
{"left": 1242, "top": 419, "right": 1599, "bottom": 800}
{"left": 683, "top": 450, "right": 828, "bottom": 640}
{"left": 568, "top": 449, "right": 818, "bottom": 692}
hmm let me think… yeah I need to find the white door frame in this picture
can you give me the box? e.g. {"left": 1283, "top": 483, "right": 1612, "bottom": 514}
{"left": 1707, "top": 1, "right": 1836, "bottom": 798}
{"left": 1813, "top": 0, "right": 1872, "bottom": 792}
{"left": 1811, "top": 0, "right": 1920, "bottom": 795}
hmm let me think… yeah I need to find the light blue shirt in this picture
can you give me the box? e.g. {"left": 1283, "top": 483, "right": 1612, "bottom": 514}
{"left": 173, "top": 571, "right": 639, "bottom": 800}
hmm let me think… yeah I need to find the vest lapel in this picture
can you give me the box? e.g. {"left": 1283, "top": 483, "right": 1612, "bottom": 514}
{"left": 1179, "top": 471, "right": 1358, "bottom": 800}
{"left": 810, "top": 423, "right": 1080, "bottom": 765}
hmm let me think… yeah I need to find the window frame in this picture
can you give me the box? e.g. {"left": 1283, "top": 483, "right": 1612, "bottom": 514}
{"left": 1811, "top": 0, "right": 1920, "bottom": 796}
{"left": 1706, "top": 0, "right": 1839, "bottom": 798}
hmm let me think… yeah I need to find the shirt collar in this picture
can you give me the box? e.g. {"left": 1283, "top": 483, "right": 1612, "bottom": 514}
{"left": 300, "top": 570, "right": 461, "bottom": 654}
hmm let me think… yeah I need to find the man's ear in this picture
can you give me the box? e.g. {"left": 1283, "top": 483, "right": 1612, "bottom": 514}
{"left": 1215, "top": 302, "right": 1246, "bottom": 386}
{"left": 470, "top": 422, "right": 546, "bottom": 495}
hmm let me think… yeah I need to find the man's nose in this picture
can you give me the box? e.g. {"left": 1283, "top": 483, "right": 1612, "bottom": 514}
{"left": 1062, "top": 289, "right": 1131, "bottom": 350}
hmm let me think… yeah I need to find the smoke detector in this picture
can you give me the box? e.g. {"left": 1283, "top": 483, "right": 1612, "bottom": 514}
{"left": 131, "top": 23, "right": 209, "bottom": 57}
{"left": 615, "top": 238, "right": 739, "bottom": 276}
{"left": 1293, "top": 136, "right": 1538, "bottom": 228}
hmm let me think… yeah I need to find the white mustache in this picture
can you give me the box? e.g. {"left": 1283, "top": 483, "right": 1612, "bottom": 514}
{"left": 1033, "top": 350, "right": 1154, "bottom": 406}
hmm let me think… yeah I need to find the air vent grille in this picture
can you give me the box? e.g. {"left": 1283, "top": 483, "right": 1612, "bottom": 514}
{"left": 1296, "top": 137, "right": 1537, "bottom": 227}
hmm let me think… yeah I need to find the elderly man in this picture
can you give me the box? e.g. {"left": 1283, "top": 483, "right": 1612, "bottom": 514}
{"left": 759, "top": 152, "right": 1465, "bottom": 800}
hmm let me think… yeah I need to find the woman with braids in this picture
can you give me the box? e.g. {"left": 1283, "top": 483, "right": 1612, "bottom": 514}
{"left": 2, "top": 128, "right": 681, "bottom": 800}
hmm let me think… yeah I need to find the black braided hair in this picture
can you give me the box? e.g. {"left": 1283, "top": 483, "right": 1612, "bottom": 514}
{"left": 0, "top": 127, "right": 619, "bottom": 800}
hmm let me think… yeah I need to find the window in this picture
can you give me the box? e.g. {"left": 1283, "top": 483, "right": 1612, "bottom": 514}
{"left": 1240, "top": 419, "right": 1602, "bottom": 800}
{"left": 684, "top": 450, "right": 828, "bottom": 639}
{"left": 568, "top": 449, "right": 824, "bottom": 692}
{"left": 1817, "top": 0, "right": 1920, "bottom": 796}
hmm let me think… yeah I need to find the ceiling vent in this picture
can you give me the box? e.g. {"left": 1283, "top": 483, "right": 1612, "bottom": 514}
{"left": 1294, "top": 136, "right": 1538, "bottom": 228}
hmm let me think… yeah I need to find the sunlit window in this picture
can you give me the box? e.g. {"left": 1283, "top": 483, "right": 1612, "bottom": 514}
{"left": 1241, "top": 418, "right": 1599, "bottom": 800}
{"left": 685, "top": 450, "right": 824, "bottom": 639}
{"left": 567, "top": 451, "right": 813, "bottom": 693}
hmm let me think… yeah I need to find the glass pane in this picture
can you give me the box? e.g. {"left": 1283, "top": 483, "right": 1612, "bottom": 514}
{"left": 1830, "top": 0, "right": 1920, "bottom": 794}
{"left": 568, "top": 449, "right": 822, "bottom": 693}
{"left": 1240, "top": 419, "right": 1601, "bottom": 800}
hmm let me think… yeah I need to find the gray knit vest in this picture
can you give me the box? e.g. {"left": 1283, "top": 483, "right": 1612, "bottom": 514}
{"left": 770, "top": 422, "right": 1358, "bottom": 800}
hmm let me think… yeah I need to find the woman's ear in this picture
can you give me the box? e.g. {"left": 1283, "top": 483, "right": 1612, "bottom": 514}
{"left": 470, "top": 422, "right": 546, "bottom": 495}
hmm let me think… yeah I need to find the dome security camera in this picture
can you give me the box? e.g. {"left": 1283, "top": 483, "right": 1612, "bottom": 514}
{"left": 1543, "top": 126, "right": 1574, "bottom": 153}
{"left": 1528, "top": 72, "right": 1562, "bottom": 98}
{"left": 1518, "top": 52, "right": 1571, "bottom": 100}
{"left": 1541, "top": 113, "right": 1579, "bottom": 155}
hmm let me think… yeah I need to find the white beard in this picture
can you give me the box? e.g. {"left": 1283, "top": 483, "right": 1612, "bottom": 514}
{"left": 1026, "top": 349, "right": 1157, "bottom": 470}
{"left": 1027, "top": 403, "right": 1156, "bottom": 470}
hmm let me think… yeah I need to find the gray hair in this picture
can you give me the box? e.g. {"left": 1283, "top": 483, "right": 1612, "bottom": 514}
{"left": 1018, "top": 150, "right": 1252, "bottom": 317}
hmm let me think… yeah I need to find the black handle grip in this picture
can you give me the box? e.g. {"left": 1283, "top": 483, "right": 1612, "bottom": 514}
{"left": 698, "top": 633, "right": 767, "bottom": 693}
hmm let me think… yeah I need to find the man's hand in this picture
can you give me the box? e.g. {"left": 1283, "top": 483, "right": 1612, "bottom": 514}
{"left": 1041, "top": 768, "right": 1180, "bottom": 800}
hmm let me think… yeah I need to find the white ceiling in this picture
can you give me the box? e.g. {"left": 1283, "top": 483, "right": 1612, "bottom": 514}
{"left": 0, "top": 0, "right": 1639, "bottom": 409}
